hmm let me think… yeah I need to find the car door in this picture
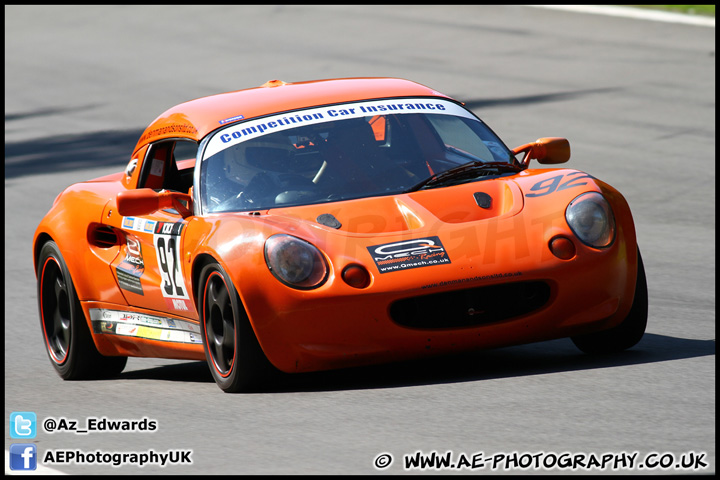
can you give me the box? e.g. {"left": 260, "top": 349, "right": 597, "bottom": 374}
{"left": 105, "top": 140, "right": 198, "bottom": 319}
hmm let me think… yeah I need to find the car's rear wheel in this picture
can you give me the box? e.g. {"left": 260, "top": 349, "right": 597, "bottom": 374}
{"left": 37, "top": 241, "right": 127, "bottom": 379}
{"left": 572, "top": 248, "right": 648, "bottom": 354}
{"left": 199, "top": 262, "right": 276, "bottom": 392}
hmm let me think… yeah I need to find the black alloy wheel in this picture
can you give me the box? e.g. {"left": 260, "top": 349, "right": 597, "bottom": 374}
{"left": 37, "top": 241, "right": 127, "bottom": 379}
{"left": 199, "top": 262, "right": 277, "bottom": 392}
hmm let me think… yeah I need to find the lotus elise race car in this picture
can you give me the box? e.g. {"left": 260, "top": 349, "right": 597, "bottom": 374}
{"left": 33, "top": 78, "right": 647, "bottom": 392}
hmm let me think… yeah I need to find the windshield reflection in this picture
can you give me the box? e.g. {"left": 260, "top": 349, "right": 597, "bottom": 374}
{"left": 201, "top": 99, "right": 514, "bottom": 213}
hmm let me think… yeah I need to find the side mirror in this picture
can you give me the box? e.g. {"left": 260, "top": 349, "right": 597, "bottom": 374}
{"left": 513, "top": 137, "right": 570, "bottom": 166}
{"left": 117, "top": 188, "right": 193, "bottom": 218}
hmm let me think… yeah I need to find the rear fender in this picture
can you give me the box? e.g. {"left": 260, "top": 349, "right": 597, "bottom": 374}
{"left": 34, "top": 182, "right": 128, "bottom": 306}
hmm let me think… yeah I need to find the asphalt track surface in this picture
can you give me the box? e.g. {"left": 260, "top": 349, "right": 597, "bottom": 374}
{"left": 5, "top": 5, "right": 715, "bottom": 475}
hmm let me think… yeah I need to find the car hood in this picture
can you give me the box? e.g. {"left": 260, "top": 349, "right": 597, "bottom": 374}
{"left": 267, "top": 177, "right": 524, "bottom": 235}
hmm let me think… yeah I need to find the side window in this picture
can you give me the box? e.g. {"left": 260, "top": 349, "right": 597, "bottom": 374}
{"left": 426, "top": 115, "right": 494, "bottom": 163}
{"left": 172, "top": 141, "right": 197, "bottom": 165}
{"left": 138, "top": 140, "right": 197, "bottom": 193}
{"left": 170, "top": 141, "right": 197, "bottom": 193}
{"left": 139, "top": 142, "right": 173, "bottom": 190}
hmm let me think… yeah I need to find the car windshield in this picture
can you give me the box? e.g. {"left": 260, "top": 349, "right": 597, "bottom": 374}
{"left": 200, "top": 97, "right": 514, "bottom": 213}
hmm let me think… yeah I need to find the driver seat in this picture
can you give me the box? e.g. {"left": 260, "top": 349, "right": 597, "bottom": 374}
{"left": 319, "top": 120, "right": 382, "bottom": 192}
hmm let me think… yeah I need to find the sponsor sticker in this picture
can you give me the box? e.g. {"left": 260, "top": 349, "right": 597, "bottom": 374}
{"left": 115, "top": 234, "right": 145, "bottom": 295}
{"left": 367, "top": 236, "right": 451, "bottom": 273}
{"left": 204, "top": 97, "right": 474, "bottom": 159}
{"left": 219, "top": 114, "right": 245, "bottom": 125}
{"left": 121, "top": 217, "right": 157, "bottom": 234}
{"left": 89, "top": 309, "right": 202, "bottom": 344}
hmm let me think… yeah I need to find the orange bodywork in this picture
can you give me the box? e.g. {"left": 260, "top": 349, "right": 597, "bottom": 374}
{"left": 33, "top": 78, "right": 640, "bottom": 375}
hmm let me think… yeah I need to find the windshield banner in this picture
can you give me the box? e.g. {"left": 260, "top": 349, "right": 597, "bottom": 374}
{"left": 203, "top": 98, "right": 475, "bottom": 159}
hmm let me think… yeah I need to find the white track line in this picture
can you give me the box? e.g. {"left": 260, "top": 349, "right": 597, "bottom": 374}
{"left": 526, "top": 5, "right": 715, "bottom": 27}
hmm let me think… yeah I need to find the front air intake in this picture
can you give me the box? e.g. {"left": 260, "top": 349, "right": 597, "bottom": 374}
{"left": 390, "top": 281, "right": 551, "bottom": 329}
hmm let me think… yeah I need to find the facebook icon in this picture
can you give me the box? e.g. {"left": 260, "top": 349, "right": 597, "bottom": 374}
{"left": 9, "top": 444, "right": 37, "bottom": 471}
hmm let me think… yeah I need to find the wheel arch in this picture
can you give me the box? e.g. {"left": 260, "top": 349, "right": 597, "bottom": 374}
{"left": 34, "top": 234, "right": 97, "bottom": 343}
{"left": 191, "top": 252, "right": 257, "bottom": 319}
{"left": 36, "top": 239, "right": 128, "bottom": 379}
{"left": 191, "top": 252, "right": 269, "bottom": 355}
{"left": 33, "top": 231, "right": 55, "bottom": 277}
{"left": 191, "top": 253, "right": 217, "bottom": 309}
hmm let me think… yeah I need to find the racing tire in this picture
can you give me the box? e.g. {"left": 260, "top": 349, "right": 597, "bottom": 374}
{"left": 199, "top": 262, "right": 277, "bottom": 393}
{"left": 37, "top": 241, "right": 127, "bottom": 379}
{"left": 571, "top": 248, "right": 648, "bottom": 354}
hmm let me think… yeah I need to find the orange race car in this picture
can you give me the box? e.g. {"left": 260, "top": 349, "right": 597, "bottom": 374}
{"left": 33, "top": 78, "right": 647, "bottom": 392}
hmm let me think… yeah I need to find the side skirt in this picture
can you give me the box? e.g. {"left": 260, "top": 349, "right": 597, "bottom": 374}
{"left": 82, "top": 302, "right": 205, "bottom": 360}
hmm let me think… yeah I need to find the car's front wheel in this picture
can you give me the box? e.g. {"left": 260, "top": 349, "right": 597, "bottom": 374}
{"left": 572, "top": 248, "right": 648, "bottom": 354}
{"left": 199, "top": 262, "right": 276, "bottom": 392}
{"left": 37, "top": 241, "right": 127, "bottom": 379}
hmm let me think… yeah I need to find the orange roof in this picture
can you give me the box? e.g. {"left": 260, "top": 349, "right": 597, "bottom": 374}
{"left": 133, "top": 78, "right": 449, "bottom": 153}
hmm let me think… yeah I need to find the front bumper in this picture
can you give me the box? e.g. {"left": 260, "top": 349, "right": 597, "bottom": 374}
{"left": 243, "top": 236, "right": 637, "bottom": 373}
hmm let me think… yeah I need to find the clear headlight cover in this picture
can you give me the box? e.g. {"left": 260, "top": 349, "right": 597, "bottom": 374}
{"left": 264, "top": 234, "right": 328, "bottom": 289}
{"left": 565, "top": 192, "right": 615, "bottom": 248}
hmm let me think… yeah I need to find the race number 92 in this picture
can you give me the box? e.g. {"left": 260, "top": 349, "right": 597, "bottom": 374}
{"left": 154, "top": 222, "right": 189, "bottom": 301}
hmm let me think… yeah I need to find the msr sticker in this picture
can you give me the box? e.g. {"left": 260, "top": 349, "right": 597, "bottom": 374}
{"left": 219, "top": 114, "right": 245, "bottom": 125}
{"left": 367, "top": 236, "right": 451, "bottom": 273}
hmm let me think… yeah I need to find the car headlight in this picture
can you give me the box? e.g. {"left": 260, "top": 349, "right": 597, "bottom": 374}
{"left": 565, "top": 192, "right": 615, "bottom": 248}
{"left": 264, "top": 234, "right": 329, "bottom": 289}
